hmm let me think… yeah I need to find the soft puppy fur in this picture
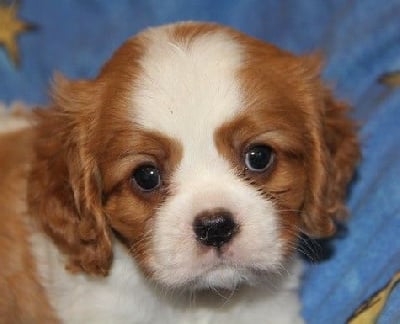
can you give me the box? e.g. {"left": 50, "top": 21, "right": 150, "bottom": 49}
{"left": 0, "top": 22, "right": 360, "bottom": 323}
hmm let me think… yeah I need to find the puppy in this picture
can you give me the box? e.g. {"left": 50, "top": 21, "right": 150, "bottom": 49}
{"left": 0, "top": 22, "right": 360, "bottom": 323}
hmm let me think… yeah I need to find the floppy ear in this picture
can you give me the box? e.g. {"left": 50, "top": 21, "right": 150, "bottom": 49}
{"left": 28, "top": 75, "right": 112, "bottom": 276}
{"left": 301, "top": 86, "right": 360, "bottom": 238}
{"left": 297, "top": 55, "right": 360, "bottom": 238}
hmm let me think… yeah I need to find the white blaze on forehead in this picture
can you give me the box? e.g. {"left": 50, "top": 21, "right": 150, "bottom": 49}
{"left": 133, "top": 26, "right": 243, "bottom": 171}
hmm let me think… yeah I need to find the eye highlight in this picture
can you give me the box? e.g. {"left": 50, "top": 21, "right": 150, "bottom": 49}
{"left": 131, "top": 164, "right": 161, "bottom": 192}
{"left": 244, "top": 145, "right": 274, "bottom": 172}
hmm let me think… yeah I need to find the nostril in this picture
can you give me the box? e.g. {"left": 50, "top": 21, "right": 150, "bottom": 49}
{"left": 193, "top": 209, "right": 238, "bottom": 248}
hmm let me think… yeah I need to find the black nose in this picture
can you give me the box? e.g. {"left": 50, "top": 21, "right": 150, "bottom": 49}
{"left": 193, "top": 209, "right": 238, "bottom": 248}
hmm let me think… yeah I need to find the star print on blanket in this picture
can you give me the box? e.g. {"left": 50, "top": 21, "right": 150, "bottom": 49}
{"left": 0, "top": 0, "right": 37, "bottom": 66}
{"left": 348, "top": 272, "right": 400, "bottom": 324}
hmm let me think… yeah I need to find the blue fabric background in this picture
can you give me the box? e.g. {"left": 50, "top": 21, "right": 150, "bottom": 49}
{"left": 1, "top": 1, "right": 399, "bottom": 323}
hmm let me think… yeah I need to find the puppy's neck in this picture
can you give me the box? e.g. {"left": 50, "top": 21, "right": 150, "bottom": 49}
{"left": 30, "top": 232, "right": 303, "bottom": 324}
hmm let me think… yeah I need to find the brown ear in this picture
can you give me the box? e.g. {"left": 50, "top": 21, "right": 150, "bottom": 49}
{"left": 28, "top": 75, "right": 112, "bottom": 275}
{"left": 301, "top": 85, "right": 360, "bottom": 238}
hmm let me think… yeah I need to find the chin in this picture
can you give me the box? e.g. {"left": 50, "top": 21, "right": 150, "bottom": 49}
{"left": 0, "top": 22, "right": 360, "bottom": 323}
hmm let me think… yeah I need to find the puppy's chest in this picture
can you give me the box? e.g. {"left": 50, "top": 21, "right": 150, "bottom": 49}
{"left": 32, "top": 236, "right": 303, "bottom": 324}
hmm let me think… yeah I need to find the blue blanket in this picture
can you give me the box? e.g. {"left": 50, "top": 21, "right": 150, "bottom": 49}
{"left": 1, "top": 1, "right": 399, "bottom": 322}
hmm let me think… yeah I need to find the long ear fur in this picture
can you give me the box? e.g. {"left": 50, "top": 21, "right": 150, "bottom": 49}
{"left": 28, "top": 75, "right": 112, "bottom": 275}
{"left": 297, "top": 56, "right": 361, "bottom": 238}
{"left": 301, "top": 87, "right": 360, "bottom": 238}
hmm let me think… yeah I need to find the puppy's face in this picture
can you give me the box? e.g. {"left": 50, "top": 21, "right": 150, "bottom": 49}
{"left": 29, "top": 23, "right": 359, "bottom": 290}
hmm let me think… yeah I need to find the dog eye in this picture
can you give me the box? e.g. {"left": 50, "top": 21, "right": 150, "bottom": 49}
{"left": 244, "top": 145, "right": 274, "bottom": 172}
{"left": 132, "top": 164, "right": 161, "bottom": 191}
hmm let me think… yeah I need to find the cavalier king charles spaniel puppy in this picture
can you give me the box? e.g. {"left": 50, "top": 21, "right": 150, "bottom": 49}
{"left": 0, "top": 22, "right": 360, "bottom": 323}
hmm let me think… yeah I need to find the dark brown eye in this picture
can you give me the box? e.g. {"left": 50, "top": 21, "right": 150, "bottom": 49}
{"left": 244, "top": 145, "right": 274, "bottom": 172}
{"left": 132, "top": 164, "right": 161, "bottom": 191}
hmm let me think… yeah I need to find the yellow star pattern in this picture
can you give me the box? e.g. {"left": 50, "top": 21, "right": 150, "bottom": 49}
{"left": 0, "top": 2, "right": 35, "bottom": 66}
{"left": 379, "top": 71, "right": 400, "bottom": 88}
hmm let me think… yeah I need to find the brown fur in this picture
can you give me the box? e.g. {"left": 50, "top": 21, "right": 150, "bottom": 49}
{"left": 26, "top": 35, "right": 148, "bottom": 276}
{"left": 0, "top": 129, "right": 58, "bottom": 323}
{"left": 170, "top": 22, "right": 359, "bottom": 240}
{"left": 214, "top": 32, "right": 360, "bottom": 253}
{"left": 26, "top": 34, "right": 185, "bottom": 276}
{"left": 102, "top": 130, "right": 182, "bottom": 272}
{"left": 27, "top": 78, "right": 113, "bottom": 276}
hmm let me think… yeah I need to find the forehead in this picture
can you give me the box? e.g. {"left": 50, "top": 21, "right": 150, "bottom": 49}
{"left": 101, "top": 23, "right": 315, "bottom": 161}
{"left": 132, "top": 24, "right": 244, "bottom": 140}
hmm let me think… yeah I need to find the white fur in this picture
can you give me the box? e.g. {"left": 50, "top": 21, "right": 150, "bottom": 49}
{"left": 149, "top": 172, "right": 284, "bottom": 290}
{"left": 133, "top": 25, "right": 285, "bottom": 290}
{"left": 31, "top": 232, "right": 304, "bottom": 324}
{"left": 0, "top": 103, "right": 29, "bottom": 133}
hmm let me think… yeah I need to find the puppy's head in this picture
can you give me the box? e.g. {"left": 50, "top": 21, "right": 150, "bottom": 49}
{"left": 28, "top": 22, "right": 359, "bottom": 290}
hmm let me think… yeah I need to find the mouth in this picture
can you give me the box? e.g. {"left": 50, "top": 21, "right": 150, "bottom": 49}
{"left": 170, "top": 246, "right": 280, "bottom": 291}
{"left": 187, "top": 261, "right": 285, "bottom": 293}
{"left": 149, "top": 221, "right": 285, "bottom": 291}
{"left": 149, "top": 186, "right": 283, "bottom": 291}
{"left": 190, "top": 264, "right": 245, "bottom": 290}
